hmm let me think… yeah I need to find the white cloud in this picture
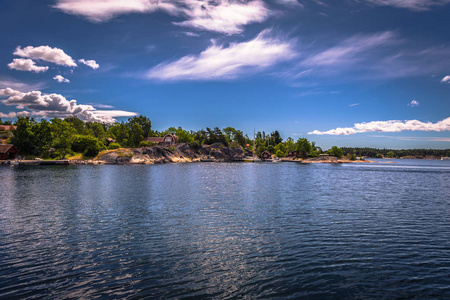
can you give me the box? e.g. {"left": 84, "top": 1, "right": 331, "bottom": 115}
{"left": 309, "top": 117, "right": 450, "bottom": 135}
{"left": 408, "top": 100, "right": 419, "bottom": 107}
{"left": 54, "top": 0, "right": 269, "bottom": 34}
{"left": 78, "top": 59, "right": 100, "bottom": 69}
{"left": 349, "top": 103, "right": 359, "bottom": 106}
{"left": 302, "top": 31, "right": 395, "bottom": 67}
{"left": 14, "top": 45, "right": 77, "bottom": 67}
{"left": 53, "top": 75, "right": 70, "bottom": 83}
{"left": 173, "top": 0, "right": 269, "bottom": 34}
{"left": 0, "top": 79, "right": 46, "bottom": 91}
{"left": 54, "top": 0, "right": 179, "bottom": 22}
{"left": 147, "top": 29, "right": 297, "bottom": 81}
{"left": 8, "top": 58, "right": 49, "bottom": 73}
{"left": 363, "top": 0, "right": 450, "bottom": 11}
{"left": 441, "top": 75, "right": 450, "bottom": 83}
{"left": 0, "top": 88, "right": 137, "bottom": 123}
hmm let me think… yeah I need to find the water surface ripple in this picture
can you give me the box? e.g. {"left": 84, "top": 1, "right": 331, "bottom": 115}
{"left": 1, "top": 159, "right": 449, "bottom": 299}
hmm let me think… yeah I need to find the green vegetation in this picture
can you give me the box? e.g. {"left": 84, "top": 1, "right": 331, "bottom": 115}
{"left": 341, "top": 147, "right": 450, "bottom": 158}
{"left": 5, "top": 115, "right": 448, "bottom": 160}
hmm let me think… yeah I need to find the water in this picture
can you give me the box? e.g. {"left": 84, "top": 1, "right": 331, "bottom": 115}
{"left": 1, "top": 160, "right": 449, "bottom": 299}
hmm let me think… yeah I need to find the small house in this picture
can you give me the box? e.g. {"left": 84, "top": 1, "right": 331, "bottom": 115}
{"left": 260, "top": 150, "right": 272, "bottom": 160}
{"left": 143, "top": 134, "right": 178, "bottom": 147}
{"left": 0, "top": 144, "right": 20, "bottom": 160}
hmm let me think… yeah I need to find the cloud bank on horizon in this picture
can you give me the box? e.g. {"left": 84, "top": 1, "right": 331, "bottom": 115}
{"left": 0, "top": 88, "right": 136, "bottom": 123}
{"left": 309, "top": 117, "right": 450, "bottom": 135}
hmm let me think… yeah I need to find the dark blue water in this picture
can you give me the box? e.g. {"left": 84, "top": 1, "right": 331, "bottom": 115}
{"left": 1, "top": 160, "right": 449, "bottom": 299}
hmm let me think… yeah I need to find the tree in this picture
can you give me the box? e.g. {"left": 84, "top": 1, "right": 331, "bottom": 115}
{"left": 107, "top": 122, "right": 129, "bottom": 145}
{"left": 127, "top": 115, "right": 152, "bottom": 138}
{"left": 65, "top": 116, "right": 86, "bottom": 134}
{"left": 270, "top": 130, "right": 283, "bottom": 145}
{"left": 328, "top": 146, "right": 343, "bottom": 158}
{"left": 86, "top": 122, "right": 106, "bottom": 141}
{"left": 10, "top": 116, "right": 37, "bottom": 155}
{"left": 295, "top": 138, "right": 312, "bottom": 158}
{"left": 51, "top": 118, "right": 76, "bottom": 159}
{"left": 33, "top": 119, "right": 53, "bottom": 156}
{"left": 386, "top": 151, "right": 396, "bottom": 158}
{"left": 72, "top": 135, "right": 105, "bottom": 154}
{"left": 129, "top": 123, "right": 144, "bottom": 147}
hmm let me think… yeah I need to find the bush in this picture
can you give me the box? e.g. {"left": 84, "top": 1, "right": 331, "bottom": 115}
{"left": 138, "top": 141, "right": 157, "bottom": 147}
{"left": 83, "top": 145, "right": 99, "bottom": 158}
{"left": 328, "top": 146, "right": 343, "bottom": 158}
{"left": 108, "top": 142, "right": 121, "bottom": 150}
{"left": 189, "top": 140, "right": 200, "bottom": 149}
{"left": 275, "top": 150, "right": 285, "bottom": 157}
{"left": 72, "top": 135, "right": 105, "bottom": 153}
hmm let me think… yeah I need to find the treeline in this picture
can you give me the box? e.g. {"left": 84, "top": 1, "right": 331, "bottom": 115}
{"left": 342, "top": 147, "right": 450, "bottom": 158}
{"left": 1, "top": 115, "right": 337, "bottom": 159}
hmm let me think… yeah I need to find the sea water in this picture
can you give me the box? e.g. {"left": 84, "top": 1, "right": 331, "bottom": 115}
{"left": 1, "top": 159, "right": 449, "bottom": 299}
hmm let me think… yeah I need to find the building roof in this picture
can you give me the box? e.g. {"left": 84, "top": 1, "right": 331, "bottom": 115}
{"left": 144, "top": 137, "right": 164, "bottom": 143}
{"left": 0, "top": 125, "right": 17, "bottom": 131}
{"left": 0, "top": 144, "right": 19, "bottom": 154}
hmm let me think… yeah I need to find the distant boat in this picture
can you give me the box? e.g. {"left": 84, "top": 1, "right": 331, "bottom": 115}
{"left": 441, "top": 157, "right": 450, "bottom": 160}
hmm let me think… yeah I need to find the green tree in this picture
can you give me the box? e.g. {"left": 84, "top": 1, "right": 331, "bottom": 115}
{"left": 72, "top": 135, "right": 105, "bottom": 154}
{"left": 386, "top": 151, "right": 396, "bottom": 158}
{"left": 295, "top": 138, "right": 312, "bottom": 158}
{"left": 107, "top": 122, "right": 129, "bottom": 145}
{"left": 86, "top": 122, "right": 106, "bottom": 141}
{"left": 10, "top": 116, "right": 37, "bottom": 155}
{"left": 33, "top": 119, "right": 53, "bottom": 156}
{"left": 328, "top": 146, "right": 343, "bottom": 158}
{"left": 129, "top": 123, "right": 144, "bottom": 147}
{"left": 51, "top": 118, "right": 76, "bottom": 159}
{"left": 127, "top": 115, "right": 152, "bottom": 138}
{"left": 65, "top": 115, "right": 86, "bottom": 134}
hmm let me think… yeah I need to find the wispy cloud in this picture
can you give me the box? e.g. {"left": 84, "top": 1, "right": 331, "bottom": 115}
{"left": 442, "top": 75, "right": 450, "bottom": 83}
{"left": 14, "top": 45, "right": 77, "bottom": 67}
{"left": 349, "top": 103, "right": 359, "bottom": 107}
{"left": 8, "top": 58, "right": 49, "bottom": 73}
{"left": 53, "top": 75, "right": 70, "bottom": 83}
{"left": 54, "top": 0, "right": 269, "bottom": 34}
{"left": 309, "top": 117, "right": 450, "bottom": 135}
{"left": 363, "top": 0, "right": 450, "bottom": 11}
{"left": 302, "top": 31, "right": 396, "bottom": 68}
{"left": 0, "top": 78, "right": 47, "bottom": 91}
{"left": 147, "top": 29, "right": 297, "bottom": 81}
{"left": 78, "top": 59, "right": 99, "bottom": 69}
{"left": 408, "top": 100, "right": 419, "bottom": 107}
{"left": 0, "top": 88, "right": 137, "bottom": 123}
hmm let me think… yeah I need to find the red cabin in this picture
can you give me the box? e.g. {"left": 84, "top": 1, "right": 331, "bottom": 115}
{"left": 0, "top": 144, "right": 20, "bottom": 160}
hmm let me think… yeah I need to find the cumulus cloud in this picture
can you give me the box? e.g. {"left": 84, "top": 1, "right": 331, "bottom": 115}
{"left": 54, "top": 0, "right": 269, "bottom": 34}
{"left": 0, "top": 88, "right": 137, "bottom": 123}
{"left": 78, "top": 59, "right": 100, "bottom": 69}
{"left": 363, "top": 0, "right": 450, "bottom": 11}
{"left": 308, "top": 117, "right": 450, "bottom": 135}
{"left": 442, "top": 75, "right": 450, "bottom": 83}
{"left": 14, "top": 45, "right": 77, "bottom": 67}
{"left": 147, "top": 29, "right": 297, "bottom": 81}
{"left": 408, "top": 100, "right": 419, "bottom": 107}
{"left": 8, "top": 58, "right": 49, "bottom": 73}
{"left": 53, "top": 75, "right": 70, "bottom": 83}
{"left": 173, "top": 0, "right": 268, "bottom": 34}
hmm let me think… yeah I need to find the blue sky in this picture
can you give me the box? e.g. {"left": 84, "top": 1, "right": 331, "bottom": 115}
{"left": 0, "top": 0, "right": 449, "bottom": 149}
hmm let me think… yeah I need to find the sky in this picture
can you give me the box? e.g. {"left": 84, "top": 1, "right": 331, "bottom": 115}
{"left": 0, "top": 0, "right": 449, "bottom": 150}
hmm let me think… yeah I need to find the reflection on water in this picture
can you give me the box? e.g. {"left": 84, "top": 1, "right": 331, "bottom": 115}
{"left": 1, "top": 161, "right": 449, "bottom": 298}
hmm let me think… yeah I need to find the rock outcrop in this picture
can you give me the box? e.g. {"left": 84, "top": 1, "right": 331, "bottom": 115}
{"left": 97, "top": 143, "right": 251, "bottom": 164}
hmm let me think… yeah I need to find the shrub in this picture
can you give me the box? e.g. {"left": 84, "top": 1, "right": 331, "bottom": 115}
{"left": 275, "top": 150, "right": 285, "bottom": 158}
{"left": 108, "top": 142, "right": 121, "bottom": 150}
{"left": 138, "top": 141, "right": 157, "bottom": 147}
{"left": 83, "top": 145, "right": 99, "bottom": 158}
